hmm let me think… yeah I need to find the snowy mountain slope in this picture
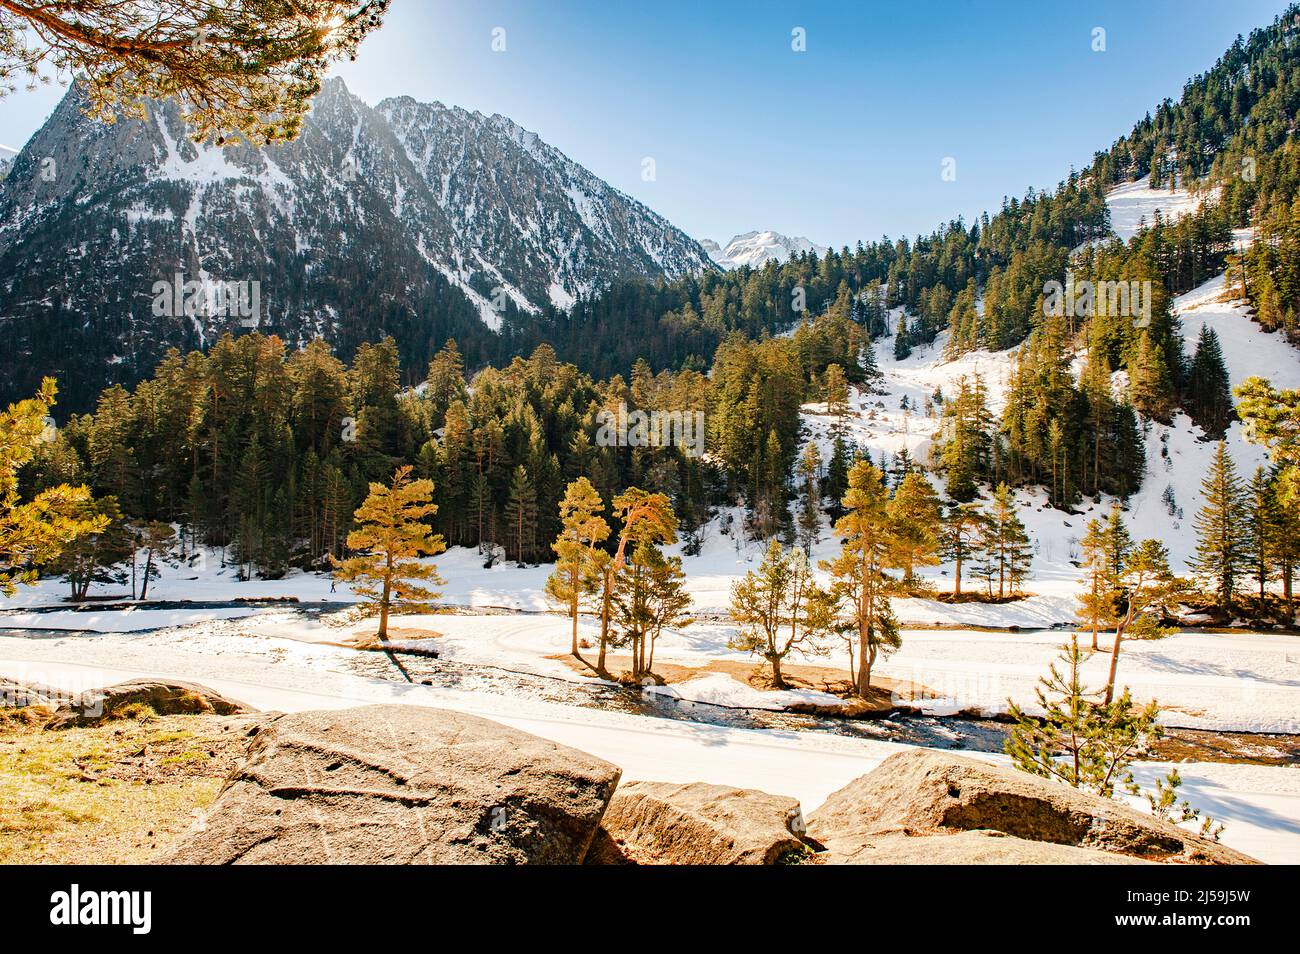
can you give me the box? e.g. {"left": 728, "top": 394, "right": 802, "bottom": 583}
{"left": 0, "top": 78, "right": 714, "bottom": 409}
{"left": 704, "top": 230, "right": 828, "bottom": 269}
{"left": 800, "top": 272, "right": 1300, "bottom": 581}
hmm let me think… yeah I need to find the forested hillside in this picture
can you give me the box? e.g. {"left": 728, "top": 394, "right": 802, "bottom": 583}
{"left": 14, "top": 6, "right": 1300, "bottom": 582}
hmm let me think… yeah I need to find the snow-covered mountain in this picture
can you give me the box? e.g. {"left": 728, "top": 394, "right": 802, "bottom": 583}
{"left": 704, "top": 230, "right": 829, "bottom": 269}
{"left": 0, "top": 78, "right": 715, "bottom": 409}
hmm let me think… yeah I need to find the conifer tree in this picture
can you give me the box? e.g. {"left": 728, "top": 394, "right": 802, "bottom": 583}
{"left": 0, "top": 0, "right": 391, "bottom": 145}
{"left": 887, "top": 471, "right": 942, "bottom": 587}
{"left": 611, "top": 541, "right": 692, "bottom": 681}
{"left": 729, "top": 540, "right": 833, "bottom": 688}
{"left": 821, "top": 461, "right": 901, "bottom": 696}
{"left": 796, "top": 442, "right": 822, "bottom": 553}
{"left": 824, "top": 436, "right": 851, "bottom": 517}
{"left": 1185, "top": 325, "right": 1235, "bottom": 438}
{"left": 941, "top": 501, "right": 987, "bottom": 596}
{"left": 1128, "top": 331, "right": 1176, "bottom": 422}
{"left": 504, "top": 465, "right": 538, "bottom": 565}
{"left": 0, "top": 379, "right": 107, "bottom": 595}
{"left": 545, "top": 477, "right": 611, "bottom": 657}
{"left": 1244, "top": 466, "right": 1280, "bottom": 606}
{"left": 1103, "top": 539, "right": 1182, "bottom": 704}
{"left": 333, "top": 466, "right": 445, "bottom": 642}
{"left": 1076, "top": 517, "right": 1117, "bottom": 651}
{"left": 598, "top": 489, "right": 678, "bottom": 677}
{"left": 1189, "top": 442, "right": 1249, "bottom": 612}
{"left": 1007, "top": 639, "right": 1162, "bottom": 797}
{"left": 135, "top": 520, "right": 175, "bottom": 600}
{"left": 823, "top": 364, "right": 851, "bottom": 436}
{"left": 977, "top": 483, "right": 1032, "bottom": 598}
{"left": 1100, "top": 501, "right": 1133, "bottom": 581}
{"left": 893, "top": 314, "right": 912, "bottom": 360}
{"left": 53, "top": 495, "right": 131, "bottom": 601}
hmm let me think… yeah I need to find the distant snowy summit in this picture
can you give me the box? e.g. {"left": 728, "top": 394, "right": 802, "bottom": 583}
{"left": 703, "top": 230, "right": 829, "bottom": 269}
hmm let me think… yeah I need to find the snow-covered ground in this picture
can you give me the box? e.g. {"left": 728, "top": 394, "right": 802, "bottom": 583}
{"left": 1, "top": 628, "right": 1295, "bottom": 864}
{"left": 1105, "top": 176, "right": 1215, "bottom": 243}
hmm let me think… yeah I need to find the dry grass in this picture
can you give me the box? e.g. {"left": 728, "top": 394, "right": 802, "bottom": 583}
{"left": 0, "top": 712, "right": 255, "bottom": 864}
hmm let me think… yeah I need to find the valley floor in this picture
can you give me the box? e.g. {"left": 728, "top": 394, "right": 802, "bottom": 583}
{"left": 1, "top": 614, "right": 1297, "bottom": 864}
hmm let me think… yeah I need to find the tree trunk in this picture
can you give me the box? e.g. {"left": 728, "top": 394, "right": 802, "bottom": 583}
{"left": 597, "top": 569, "right": 612, "bottom": 675}
{"left": 771, "top": 653, "right": 784, "bottom": 690}
{"left": 140, "top": 551, "right": 153, "bottom": 600}
{"left": 954, "top": 549, "right": 963, "bottom": 596}
{"left": 570, "top": 592, "right": 580, "bottom": 657}
{"left": 1103, "top": 617, "right": 1129, "bottom": 705}
{"left": 378, "top": 554, "right": 393, "bottom": 640}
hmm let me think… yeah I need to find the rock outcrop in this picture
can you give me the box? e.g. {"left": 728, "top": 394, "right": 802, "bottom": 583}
{"left": 807, "top": 749, "right": 1257, "bottom": 865}
{"left": 164, "top": 705, "right": 621, "bottom": 864}
{"left": 47, "top": 679, "right": 252, "bottom": 728}
{"left": 589, "top": 781, "right": 811, "bottom": 865}
{"left": 0, "top": 676, "right": 67, "bottom": 709}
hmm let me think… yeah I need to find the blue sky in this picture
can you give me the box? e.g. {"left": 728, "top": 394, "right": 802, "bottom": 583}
{"left": 1, "top": 1, "right": 1290, "bottom": 247}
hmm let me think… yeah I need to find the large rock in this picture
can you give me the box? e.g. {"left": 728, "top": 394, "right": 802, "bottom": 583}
{"left": 590, "top": 781, "right": 811, "bottom": 865}
{"left": 808, "top": 749, "right": 1257, "bottom": 865}
{"left": 165, "top": 705, "right": 622, "bottom": 865}
{"left": 0, "top": 676, "right": 67, "bottom": 708}
{"left": 824, "top": 830, "right": 1152, "bottom": 865}
{"left": 47, "top": 679, "right": 252, "bottom": 728}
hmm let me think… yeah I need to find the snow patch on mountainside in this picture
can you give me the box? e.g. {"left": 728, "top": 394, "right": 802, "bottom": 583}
{"left": 1105, "top": 175, "right": 1216, "bottom": 243}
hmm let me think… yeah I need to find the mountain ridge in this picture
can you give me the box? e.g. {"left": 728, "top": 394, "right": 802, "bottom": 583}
{"left": 0, "top": 77, "right": 715, "bottom": 410}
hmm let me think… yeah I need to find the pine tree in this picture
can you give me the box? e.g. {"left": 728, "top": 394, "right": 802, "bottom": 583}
{"left": 1185, "top": 325, "right": 1235, "bottom": 438}
{"left": 1128, "top": 331, "right": 1176, "bottom": 422}
{"left": 887, "top": 471, "right": 942, "bottom": 588}
{"left": 796, "top": 442, "right": 822, "bottom": 553}
{"left": 1103, "top": 538, "right": 1182, "bottom": 704}
{"left": 0, "top": 1, "right": 389, "bottom": 146}
{"left": 1076, "top": 517, "right": 1117, "bottom": 651}
{"left": 729, "top": 540, "right": 833, "bottom": 688}
{"left": 824, "top": 436, "right": 850, "bottom": 517}
{"left": 821, "top": 461, "right": 901, "bottom": 695}
{"left": 1100, "top": 501, "right": 1133, "bottom": 581}
{"left": 332, "top": 466, "right": 446, "bottom": 642}
{"left": 545, "top": 477, "right": 611, "bottom": 658}
{"left": 893, "top": 313, "right": 912, "bottom": 360}
{"left": 135, "top": 520, "right": 175, "bottom": 600}
{"left": 504, "top": 464, "right": 537, "bottom": 565}
{"left": 598, "top": 488, "right": 678, "bottom": 677}
{"left": 611, "top": 541, "right": 692, "bottom": 681}
{"left": 0, "top": 379, "right": 108, "bottom": 595}
{"left": 823, "top": 364, "right": 851, "bottom": 436}
{"left": 978, "top": 483, "right": 1032, "bottom": 598}
{"left": 53, "top": 495, "right": 131, "bottom": 601}
{"left": 1007, "top": 639, "right": 1162, "bottom": 797}
{"left": 1244, "top": 466, "right": 1280, "bottom": 606}
{"left": 941, "top": 502, "right": 987, "bottom": 596}
{"left": 1189, "top": 442, "right": 1250, "bottom": 613}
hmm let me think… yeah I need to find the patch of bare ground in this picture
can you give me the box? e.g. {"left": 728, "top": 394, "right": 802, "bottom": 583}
{"left": 350, "top": 627, "right": 444, "bottom": 649}
{"left": 0, "top": 711, "right": 258, "bottom": 864}
{"left": 1155, "top": 728, "right": 1300, "bottom": 766}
